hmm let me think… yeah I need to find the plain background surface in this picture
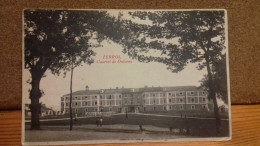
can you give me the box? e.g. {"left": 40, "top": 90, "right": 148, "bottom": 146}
{"left": 0, "top": 0, "right": 260, "bottom": 110}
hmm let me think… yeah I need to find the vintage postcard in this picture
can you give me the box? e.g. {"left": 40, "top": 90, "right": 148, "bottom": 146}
{"left": 22, "top": 9, "right": 231, "bottom": 145}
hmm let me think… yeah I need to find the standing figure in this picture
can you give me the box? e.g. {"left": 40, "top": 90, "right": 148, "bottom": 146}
{"left": 100, "top": 118, "right": 103, "bottom": 127}
{"left": 125, "top": 111, "right": 128, "bottom": 119}
{"left": 74, "top": 113, "right": 78, "bottom": 121}
{"left": 96, "top": 117, "right": 99, "bottom": 127}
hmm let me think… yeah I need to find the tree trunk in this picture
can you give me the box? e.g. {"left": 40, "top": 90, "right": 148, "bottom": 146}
{"left": 205, "top": 54, "right": 221, "bottom": 136}
{"left": 29, "top": 74, "right": 42, "bottom": 130}
{"left": 69, "top": 62, "right": 74, "bottom": 131}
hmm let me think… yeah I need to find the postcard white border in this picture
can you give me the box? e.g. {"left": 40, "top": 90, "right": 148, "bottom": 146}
{"left": 22, "top": 9, "right": 231, "bottom": 145}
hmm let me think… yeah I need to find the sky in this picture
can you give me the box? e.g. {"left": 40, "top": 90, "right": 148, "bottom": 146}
{"left": 22, "top": 10, "right": 227, "bottom": 111}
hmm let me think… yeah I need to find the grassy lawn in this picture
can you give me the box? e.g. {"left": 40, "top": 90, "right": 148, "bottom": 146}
{"left": 26, "top": 114, "right": 230, "bottom": 137}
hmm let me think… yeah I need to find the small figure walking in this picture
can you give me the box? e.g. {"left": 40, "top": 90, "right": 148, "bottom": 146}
{"left": 125, "top": 111, "right": 128, "bottom": 119}
{"left": 139, "top": 124, "right": 143, "bottom": 131}
{"left": 99, "top": 118, "right": 103, "bottom": 127}
{"left": 96, "top": 117, "right": 99, "bottom": 127}
{"left": 74, "top": 113, "right": 78, "bottom": 121}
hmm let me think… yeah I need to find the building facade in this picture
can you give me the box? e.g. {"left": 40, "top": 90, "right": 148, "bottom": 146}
{"left": 61, "top": 86, "right": 214, "bottom": 116}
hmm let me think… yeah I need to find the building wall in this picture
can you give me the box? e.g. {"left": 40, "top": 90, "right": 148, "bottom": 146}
{"left": 61, "top": 90, "right": 213, "bottom": 115}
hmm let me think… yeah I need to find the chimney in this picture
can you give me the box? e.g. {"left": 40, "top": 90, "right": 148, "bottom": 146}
{"left": 85, "top": 85, "right": 89, "bottom": 90}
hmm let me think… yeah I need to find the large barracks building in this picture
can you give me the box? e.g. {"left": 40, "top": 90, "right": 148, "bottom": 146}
{"left": 61, "top": 86, "right": 213, "bottom": 116}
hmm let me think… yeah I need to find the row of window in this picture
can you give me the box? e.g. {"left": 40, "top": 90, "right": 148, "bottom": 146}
{"left": 143, "top": 97, "right": 206, "bottom": 104}
{"left": 64, "top": 104, "right": 207, "bottom": 113}
{"left": 62, "top": 94, "right": 122, "bottom": 101}
{"left": 144, "top": 91, "right": 205, "bottom": 97}
{"left": 63, "top": 101, "right": 122, "bottom": 107}
{"left": 65, "top": 107, "right": 119, "bottom": 113}
{"left": 62, "top": 97, "right": 206, "bottom": 107}
{"left": 143, "top": 105, "right": 207, "bottom": 111}
{"left": 62, "top": 92, "right": 206, "bottom": 101}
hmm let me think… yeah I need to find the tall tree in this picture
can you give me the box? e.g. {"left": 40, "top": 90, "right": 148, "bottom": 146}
{"left": 200, "top": 54, "right": 228, "bottom": 104}
{"left": 24, "top": 10, "right": 124, "bottom": 130}
{"left": 118, "top": 11, "right": 226, "bottom": 135}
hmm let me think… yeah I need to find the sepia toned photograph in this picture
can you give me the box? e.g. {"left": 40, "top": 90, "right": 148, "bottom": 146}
{"left": 22, "top": 9, "right": 231, "bottom": 145}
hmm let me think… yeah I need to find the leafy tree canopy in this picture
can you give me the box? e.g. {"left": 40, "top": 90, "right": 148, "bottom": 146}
{"left": 24, "top": 10, "right": 126, "bottom": 78}
{"left": 118, "top": 11, "right": 226, "bottom": 73}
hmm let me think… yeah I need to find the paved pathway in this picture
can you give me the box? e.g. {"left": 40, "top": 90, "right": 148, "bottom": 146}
{"left": 25, "top": 113, "right": 229, "bottom": 122}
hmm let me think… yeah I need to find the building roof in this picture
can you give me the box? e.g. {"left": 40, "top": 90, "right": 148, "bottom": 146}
{"left": 62, "top": 86, "right": 201, "bottom": 97}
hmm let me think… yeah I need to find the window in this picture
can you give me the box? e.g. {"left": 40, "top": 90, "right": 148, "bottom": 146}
{"left": 119, "top": 95, "right": 121, "bottom": 98}
{"left": 119, "top": 101, "right": 121, "bottom": 105}
{"left": 203, "top": 105, "right": 206, "bottom": 109}
{"left": 85, "top": 108, "right": 88, "bottom": 112}
{"left": 169, "top": 106, "right": 172, "bottom": 110}
{"left": 85, "top": 102, "right": 87, "bottom": 106}
{"left": 164, "top": 99, "right": 166, "bottom": 103}
{"left": 100, "top": 95, "right": 102, "bottom": 99}
{"left": 125, "top": 100, "right": 127, "bottom": 104}
{"left": 163, "top": 106, "right": 166, "bottom": 110}
{"left": 180, "top": 105, "right": 183, "bottom": 110}
{"left": 143, "top": 107, "right": 146, "bottom": 111}
{"left": 203, "top": 98, "right": 206, "bottom": 102}
{"left": 110, "top": 101, "right": 112, "bottom": 105}
{"left": 109, "top": 95, "right": 112, "bottom": 99}
{"left": 61, "top": 97, "right": 64, "bottom": 101}
{"left": 169, "top": 99, "right": 172, "bottom": 102}
{"left": 190, "top": 92, "right": 194, "bottom": 95}
{"left": 179, "top": 92, "right": 183, "bottom": 95}
{"left": 95, "top": 96, "right": 97, "bottom": 99}
{"left": 153, "top": 107, "right": 156, "bottom": 111}
{"left": 109, "top": 108, "right": 112, "bottom": 111}
{"left": 191, "top": 105, "right": 195, "bottom": 110}
{"left": 191, "top": 98, "right": 195, "bottom": 103}
{"left": 202, "top": 91, "right": 205, "bottom": 95}
{"left": 153, "top": 93, "right": 155, "bottom": 97}
{"left": 180, "top": 98, "right": 183, "bottom": 102}
{"left": 75, "top": 109, "right": 78, "bottom": 113}
{"left": 169, "top": 93, "right": 171, "bottom": 96}
{"left": 95, "top": 101, "right": 97, "bottom": 105}
{"left": 66, "top": 103, "right": 68, "bottom": 106}
{"left": 75, "top": 102, "right": 78, "bottom": 106}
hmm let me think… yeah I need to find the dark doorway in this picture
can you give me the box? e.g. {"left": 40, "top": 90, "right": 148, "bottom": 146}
{"left": 128, "top": 107, "right": 135, "bottom": 112}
